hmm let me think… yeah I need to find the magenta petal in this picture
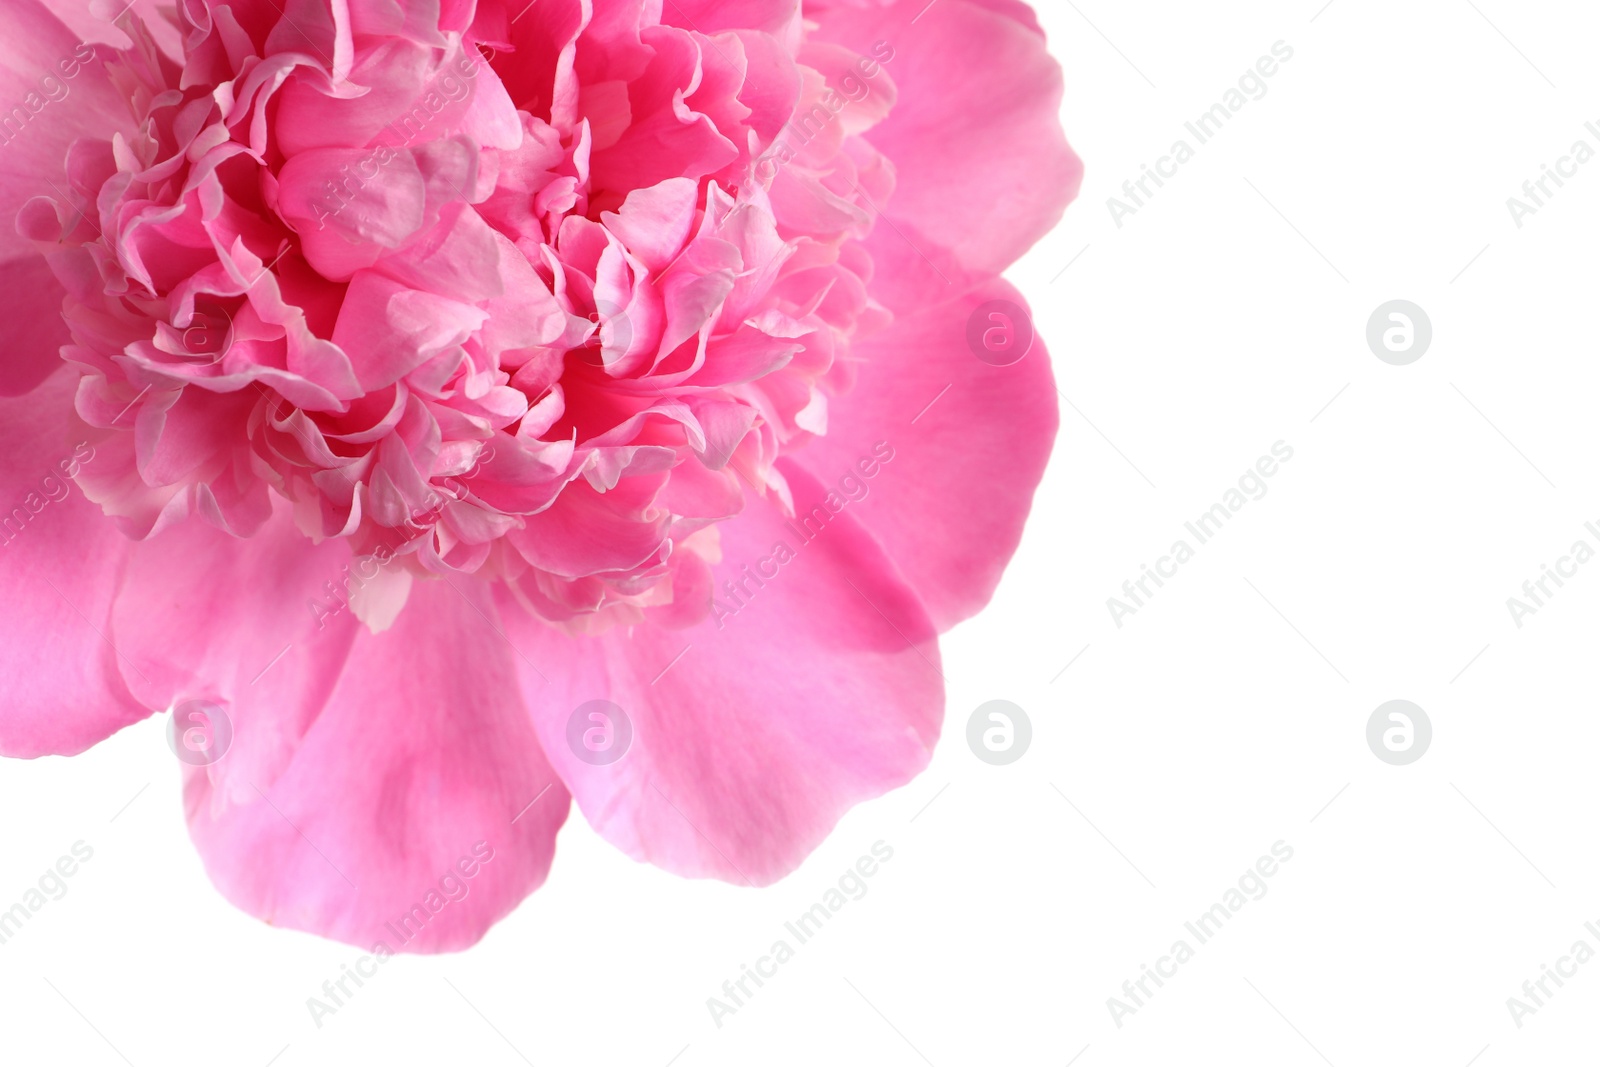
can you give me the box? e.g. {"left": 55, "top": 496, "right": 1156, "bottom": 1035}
{"left": 660, "top": 0, "right": 799, "bottom": 35}
{"left": 794, "top": 279, "right": 1058, "bottom": 631}
{"left": 0, "top": 371, "right": 151, "bottom": 757}
{"left": 185, "top": 577, "right": 571, "bottom": 954}
{"left": 0, "top": 256, "right": 71, "bottom": 397}
{"left": 499, "top": 465, "right": 942, "bottom": 885}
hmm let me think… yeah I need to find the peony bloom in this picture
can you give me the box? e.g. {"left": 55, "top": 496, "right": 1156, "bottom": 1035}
{"left": 0, "top": 0, "right": 1079, "bottom": 952}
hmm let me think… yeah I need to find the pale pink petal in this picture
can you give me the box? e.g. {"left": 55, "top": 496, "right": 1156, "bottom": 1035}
{"left": 0, "top": 1, "right": 133, "bottom": 394}
{"left": 812, "top": 0, "right": 1082, "bottom": 309}
{"left": 499, "top": 463, "right": 942, "bottom": 885}
{"left": 0, "top": 370, "right": 151, "bottom": 757}
{"left": 794, "top": 278, "right": 1058, "bottom": 630}
{"left": 332, "top": 271, "right": 488, "bottom": 391}
{"left": 0, "top": 1, "right": 130, "bottom": 261}
{"left": 109, "top": 502, "right": 364, "bottom": 797}
{"left": 185, "top": 576, "right": 571, "bottom": 953}
{"left": 600, "top": 177, "right": 699, "bottom": 273}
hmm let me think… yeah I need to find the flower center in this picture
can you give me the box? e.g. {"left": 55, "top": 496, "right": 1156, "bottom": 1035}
{"left": 27, "top": 3, "right": 895, "bottom": 629}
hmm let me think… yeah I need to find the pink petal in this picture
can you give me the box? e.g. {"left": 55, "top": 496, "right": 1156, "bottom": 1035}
{"left": 0, "top": 256, "right": 70, "bottom": 396}
{"left": 0, "top": 370, "right": 151, "bottom": 757}
{"left": 184, "top": 576, "right": 571, "bottom": 953}
{"left": 277, "top": 146, "right": 429, "bottom": 277}
{"left": 498, "top": 462, "right": 942, "bottom": 885}
{"left": 600, "top": 177, "right": 699, "bottom": 273}
{"left": 813, "top": 0, "right": 1083, "bottom": 310}
{"left": 791, "top": 278, "right": 1058, "bottom": 631}
{"left": 661, "top": 0, "right": 800, "bottom": 36}
{"left": 0, "top": 3, "right": 133, "bottom": 394}
{"left": 947, "top": 0, "right": 1046, "bottom": 35}
{"left": 109, "top": 503, "right": 364, "bottom": 797}
{"left": 332, "top": 270, "right": 488, "bottom": 390}
{"left": 0, "top": 2, "right": 130, "bottom": 261}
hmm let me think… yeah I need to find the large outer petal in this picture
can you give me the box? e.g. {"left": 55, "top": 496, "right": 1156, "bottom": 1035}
{"left": 812, "top": 0, "right": 1082, "bottom": 310}
{"left": 109, "top": 503, "right": 365, "bottom": 799}
{"left": 793, "top": 277, "right": 1058, "bottom": 631}
{"left": 182, "top": 577, "right": 572, "bottom": 954}
{"left": 499, "top": 464, "right": 943, "bottom": 886}
{"left": 0, "top": 370, "right": 151, "bottom": 757}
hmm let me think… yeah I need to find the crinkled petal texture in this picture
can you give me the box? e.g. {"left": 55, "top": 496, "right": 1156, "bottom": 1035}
{"left": 0, "top": 2, "right": 127, "bottom": 395}
{"left": 0, "top": 0, "right": 1078, "bottom": 952}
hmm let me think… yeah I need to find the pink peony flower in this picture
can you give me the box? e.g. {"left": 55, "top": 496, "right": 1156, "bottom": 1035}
{"left": 0, "top": 0, "right": 1080, "bottom": 952}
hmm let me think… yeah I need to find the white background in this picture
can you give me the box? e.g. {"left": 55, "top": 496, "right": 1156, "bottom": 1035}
{"left": 5, "top": 0, "right": 1600, "bottom": 1064}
